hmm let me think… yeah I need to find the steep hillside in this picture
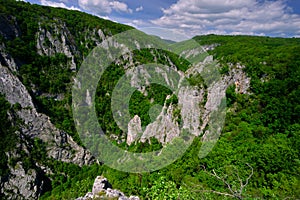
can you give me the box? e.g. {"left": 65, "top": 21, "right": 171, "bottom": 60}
{"left": 0, "top": 0, "right": 299, "bottom": 200}
{"left": 0, "top": 0, "right": 132, "bottom": 199}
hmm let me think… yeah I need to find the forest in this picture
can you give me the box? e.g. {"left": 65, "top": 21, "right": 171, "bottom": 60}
{"left": 0, "top": 0, "right": 299, "bottom": 199}
{"left": 42, "top": 35, "right": 300, "bottom": 199}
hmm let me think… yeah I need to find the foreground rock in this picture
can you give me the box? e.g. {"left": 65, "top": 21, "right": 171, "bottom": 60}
{"left": 76, "top": 176, "right": 140, "bottom": 200}
{"left": 0, "top": 161, "right": 47, "bottom": 200}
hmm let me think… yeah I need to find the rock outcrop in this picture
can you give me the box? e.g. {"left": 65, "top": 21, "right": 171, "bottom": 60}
{"left": 0, "top": 62, "right": 95, "bottom": 199}
{"left": 0, "top": 64, "right": 94, "bottom": 165}
{"left": 140, "top": 100, "right": 180, "bottom": 144}
{"left": 0, "top": 43, "right": 18, "bottom": 72}
{"left": 0, "top": 7, "right": 100, "bottom": 199}
{"left": 0, "top": 161, "right": 47, "bottom": 200}
{"left": 125, "top": 50, "right": 251, "bottom": 145}
{"left": 127, "top": 115, "right": 143, "bottom": 145}
{"left": 36, "top": 19, "right": 79, "bottom": 71}
{"left": 76, "top": 176, "right": 140, "bottom": 200}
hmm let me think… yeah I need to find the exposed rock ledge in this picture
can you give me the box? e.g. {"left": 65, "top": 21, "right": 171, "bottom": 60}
{"left": 76, "top": 176, "right": 140, "bottom": 200}
{"left": 0, "top": 64, "right": 94, "bottom": 166}
{"left": 0, "top": 64, "right": 95, "bottom": 199}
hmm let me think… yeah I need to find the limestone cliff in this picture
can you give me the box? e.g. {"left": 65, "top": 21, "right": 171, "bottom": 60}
{"left": 124, "top": 52, "right": 250, "bottom": 145}
{"left": 0, "top": 25, "right": 95, "bottom": 200}
{"left": 0, "top": 2, "right": 124, "bottom": 198}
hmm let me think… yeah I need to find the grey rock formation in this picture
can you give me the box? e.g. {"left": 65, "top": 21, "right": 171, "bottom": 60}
{"left": 0, "top": 63, "right": 94, "bottom": 199}
{"left": 0, "top": 129, "right": 52, "bottom": 200}
{"left": 178, "top": 86, "right": 205, "bottom": 136}
{"left": 0, "top": 43, "right": 18, "bottom": 72}
{"left": 36, "top": 19, "right": 79, "bottom": 70}
{"left": 231, "top": 64, "right": 251, "bottom": 94}
{"left": 0, "top": 65, "right": 34, "bottom": 108}
{"left": 0, "top": 161, "right": 44, "bottom": 200}
{"left": 124, "top": 52, "right": 251, "bottom": 145}
{"left": 127, "top": 115, "right": 142, "bottom": 145}
{"left": 202, "top": 44, "right": 220, "bottom": 51}
{"left": 0, "top": 64, "right": 94, "bottom": 165}
{"left": 76, "top": 176, "right": 140, "bottom": 200}
{"left": 140, "top": 102, "right": 180, "bottom": 144}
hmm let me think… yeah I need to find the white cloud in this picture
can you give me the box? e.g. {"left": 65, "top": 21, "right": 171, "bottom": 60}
{"left": 110, "top": 1, "right": 132, "bottom": 13}
{"left": 136, "top": 6, "right": 143, "bottom": 12}
{"left": 151, "top": 0, "right": 300, "bottom": 37}
{"left": 40, "top": 0, "right": 80, "bottom": 10}
{"left": 78, "top": 0, "right": 132, "bottom": 15}
{"left": 140, "top": 27, "right": 190, "bottom": 42}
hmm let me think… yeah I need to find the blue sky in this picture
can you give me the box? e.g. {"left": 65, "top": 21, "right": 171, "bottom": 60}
{"left": 25, "top": 0, "right": 300, "bottom": 41}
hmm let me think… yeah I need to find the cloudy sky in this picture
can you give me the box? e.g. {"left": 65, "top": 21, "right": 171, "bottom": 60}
{"left": 25, "top": 0, "right": 300, "bottom": 41}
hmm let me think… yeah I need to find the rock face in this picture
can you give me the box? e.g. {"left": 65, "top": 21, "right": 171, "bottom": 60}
{"left": 0, "top": 7, "right": 103, "bottom": 200}
{"left": 0, "top": 62, "right": 95, "bottom": 199}
{"left": 0, "top": 64, "right": 94, "bottom": 165}
{"left": 76, "top": 176, "right": 140, "bottom": 200}
{"left": 124, "top": 50, "right": 251, "bottom": 145}
{"left": 127, "top": 115, "right": 143, "bottom": 145}
{"left": 0, "top": 43, "right": 18, "bottom": 72}
{"left": 36, "top": 19, "right": 79, "bottom": 71}
{"left": 178, "top": 86, "right": 205, "bottom": 137}
{"left": 140, "top": 101, "right": 180, "bottom": 144}
{"left": 0, "top": 161, "right": 46, "bottom": 200}
{"left": 0, "top": 64, "right": 34, "bottom": 108}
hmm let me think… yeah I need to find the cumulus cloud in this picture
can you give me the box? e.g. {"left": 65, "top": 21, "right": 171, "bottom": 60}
{"left": 40, "top": 0, "right": 80, "bottom": 10}
{"left": 136, "top": 6, "right": 143, "bottom": 12}
{"left": 151, "top": 0, "right": 300, "bottom": 37}
{"left": 140, "top": 27, "right": 190, "bottom": 42}
{"left": 78, "top": 0, "right": 132, "bottom": 15}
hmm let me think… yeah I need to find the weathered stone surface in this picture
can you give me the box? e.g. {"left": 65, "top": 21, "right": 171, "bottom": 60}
{"left": 178, "top": 86, "right": 205, "bottom": 137}
{"left": 36, "top": 19, "right": 79, "bottom": 70}
{"left": 0, "top": 161, "right": 45, "bottom": 200}
{"left": 202, "top": 43, "right": 220, "bottom": 51}
{"left": 127, "top": 115, "right": 142, "bottom": 145}
{"left": 0, "top": 65, "right": 34, "bottom": 108}
{"left": 140, "top": 103, "right": 180, "bottom": 144}
{"left": 77, "top": 176, "right": 140, "bottom": 200}
{"left": 92, "top": 176, "right": 112, "bottom": 194}
{"left": 0, "top": 63, "right": 94, "bottom": 198}
{"left": 0, "top": 64, "right": 94, "bottom": 166}
{"left": 124, "top": 55, "right": 251, "bottom": 144}
{"left": 0, "top": 43, "right": 18, "bottom": 72}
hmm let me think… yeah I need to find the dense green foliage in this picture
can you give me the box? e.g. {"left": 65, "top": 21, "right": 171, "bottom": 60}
{"left": 43, "top": 35, "right": 300, "bottom": 199}
{"left": 0, "top": 0, "right": 132, "bottom": 143}
{"left": 195, "top": 34, "right": 300, "bottom": 134}
{"left": 0, "top": 95, "right": 19, "bottom": 177}
{"left": 129, "top": 84, "right": 173, "bottom": 127}
{"left": 94, "top": 48, "right": 185, "bottom": 143}
{"left": 0, "top": 1, "right": 299, "bottom": 199}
